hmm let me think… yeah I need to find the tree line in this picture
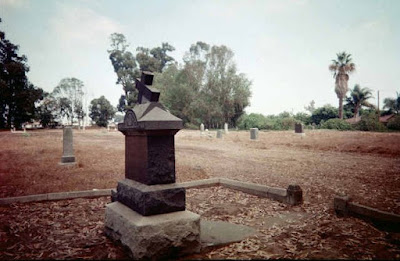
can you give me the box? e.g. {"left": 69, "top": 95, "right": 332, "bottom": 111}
{"left": 107, "top": 34, "right": 252, "bottom": 129}
{"left": 1, "top": 19, "right": 399, "bottom": 130}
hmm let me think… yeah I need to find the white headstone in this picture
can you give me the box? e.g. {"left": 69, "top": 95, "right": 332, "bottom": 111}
{"left": 200, "top": 123, "right": 205, "bottom": 132}
{"left": 224, "top": 123, "right": 229, "bottom": 134}
{"left": 250, "top": 128, "right": 259, "bottom": 140}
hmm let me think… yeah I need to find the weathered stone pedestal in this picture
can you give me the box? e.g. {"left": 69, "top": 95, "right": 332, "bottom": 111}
{"left": 60, "top": 126, "right": 75, "bottom": 165}
{"left": 250, "top": 128, "right": 259, "bottom": 140}
{"left": 105, "top": 71, "right": 200, "bottom": 260}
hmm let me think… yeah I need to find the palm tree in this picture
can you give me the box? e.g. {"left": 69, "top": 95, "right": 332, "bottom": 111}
{"left": 329, "top": 52, "right": 356, "bottom": 119}
{"left": 346, "top": 84, "right": 374, "bottom": 118}
{"left": 383, "top": 92, "right": 400, "bottom": 114}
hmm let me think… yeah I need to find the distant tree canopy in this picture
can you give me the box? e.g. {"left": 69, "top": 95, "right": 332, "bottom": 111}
{"left": 89, "top": 95, "right": 116, "bottom": 127}
{"left": 154, "top": 41, "right": 252, "bottom": 128}
{"left": 51, "top": 78, "right": 85, "bottom": 126}
{"left": 107, "top": 36, "right": 252, "bottom": 128}
{"left": 383, "top": 92, "right": 400, "bottom": 115}
{"left": 108, "top": 33, "right": 176, "bottom": 112}
{"left": 345, "top": 84, "right": 374, "bottom": 118}
{"left": 0, "top": 18, "right": 43, "bottom": 129}
{"left": 311, "top": 104, "right": 338, "bottom": 125}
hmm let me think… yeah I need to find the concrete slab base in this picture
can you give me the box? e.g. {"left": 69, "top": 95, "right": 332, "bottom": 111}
{"left": 58, "top": 162, "right": 76, "bottom": 166}
{"left": 200, "top": 220, "right": 256, "bottom": 247}
{"left": 105, "top": 202, "right": 201, "bottom": 260}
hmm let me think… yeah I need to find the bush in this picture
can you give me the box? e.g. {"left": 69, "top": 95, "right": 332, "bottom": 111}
{"left": 355, "top": 112, "right": 387, "bottom": 132}
{"left": 237, "top": 113, "right": 268, "bottom": 130}
{"left": 184, "top": 122, "right": 200, "bottom": 130}
{"left": 387, "top": 115, "right": 400, "bottom": 131}
{"left": 279, "top": 117, "right": 297, "bottom": 130}
{"left": 320, "top": 119, "right": 353, "bottom": 130}
{"left": 311, "top": 105, "right": 338, "bottom": 125}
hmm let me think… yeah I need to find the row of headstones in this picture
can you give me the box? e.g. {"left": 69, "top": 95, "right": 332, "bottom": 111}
{"left": 200, "top": 123, "right": 305, "bottom": 140}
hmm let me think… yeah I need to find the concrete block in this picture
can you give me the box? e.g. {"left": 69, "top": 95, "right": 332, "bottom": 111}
{"left": 287, "top": 184, "right": 303, "bottom": 205}
{"left": 179, "top": 178, "right": 220, "bottom": 189}
{"left": 333, "top": 196, "right": 350, "bottom": 216}
{"left": 105, "top": 202, "right": 201, "bottom": 260}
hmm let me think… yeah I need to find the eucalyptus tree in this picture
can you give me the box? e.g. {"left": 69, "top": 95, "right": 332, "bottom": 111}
{"left": 346, "top": 84, "right": 374, "bottom": 118}
{"left": 329, "top": 52, "right": 356, "bottom": 119}
{"left": 52, "top": 78, "right": 85, "bottom": 126}
{"left": 108, "top": 33, "right": 139, "bottom": 111}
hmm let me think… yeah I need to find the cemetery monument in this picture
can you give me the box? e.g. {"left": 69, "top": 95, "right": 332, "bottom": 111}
{"left": 295, "top": 123, "right": 304, "bottom": 134}
{"left": 60, "top": 126, "right": 76, "bottom": 165}
{"left": 216, "top": 129, "right": 223, "bottom": 138}
{"left": 105, "top": 71, "right": 201, "bottom": 260}
{"left": 250, "top": 128, "right": 259, "bottom": 140}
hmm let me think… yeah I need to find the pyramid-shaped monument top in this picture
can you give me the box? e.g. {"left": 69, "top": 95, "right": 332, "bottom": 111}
{"left": 118, "top": 71, "right": 183, "bottom": 133}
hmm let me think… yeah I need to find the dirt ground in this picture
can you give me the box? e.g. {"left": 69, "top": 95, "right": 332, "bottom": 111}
{"left": 0, "top": 129, "right": 400, "bottom": 259}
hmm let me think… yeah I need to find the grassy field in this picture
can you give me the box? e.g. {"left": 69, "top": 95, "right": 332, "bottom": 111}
{"left": 0, "top": 128, "right": 399, "bottom": 259}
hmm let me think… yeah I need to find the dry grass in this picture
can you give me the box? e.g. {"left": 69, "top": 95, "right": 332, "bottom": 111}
{"left": 1, "top": 129, "right": 399, "bottom": 213}
{"left": 0, "top": 128, "right": 400, "bottom": 259}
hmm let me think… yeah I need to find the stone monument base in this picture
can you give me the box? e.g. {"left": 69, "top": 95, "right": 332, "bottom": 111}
{"left": 61, "top": 155, "right": 75, "bottom": 163}
{"left": 105, "top": 202, "right": 201, "bottom": 260}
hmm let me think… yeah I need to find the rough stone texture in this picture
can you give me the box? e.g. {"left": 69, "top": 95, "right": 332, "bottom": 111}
{"left": 250, "top": 128, "right": 259, "bottom": 140}
{"left": 216, "top": 130, "right": 223, "bottom": 139}
{"left": 61, "top": 127, "right": 75, "bottom": 163}
{"left": 295, "top": 123, "right": 304, "bottom": 133}
{"left": 111, "top": 189, "right": 117, "bottom": 202}
{"left": 287, "top": 184, "right": 303, "bottom": 205}
{"left": 224, "top": 123, "right": 229, "bottom": 133}
{"left": 105, "top": 202, "right": 201, "bottom": 260}
{"left": 200, "top": 123, "right": 205, "bottom": 132}
{"left": 125, "top": 134, "right": 176, "bottom": 185}
{"left": 116, "top": 179, "right": 185, "bottom": 216}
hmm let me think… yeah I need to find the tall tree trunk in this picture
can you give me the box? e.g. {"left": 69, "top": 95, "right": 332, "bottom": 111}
{"left": 354, "top": 104, "right": 359, "bottom": 119}
{"left": 338, "top": 97, "right": 343, "bottom": 119}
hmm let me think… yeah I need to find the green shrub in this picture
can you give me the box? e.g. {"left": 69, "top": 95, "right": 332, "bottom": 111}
{"left": 184, "top": 122, "right": 200, "bottom": 130}
{"left": 355, "top": 112, "right": 387, "bottom": 132}
{"left": 279, "top": 117, "right": 297, "bottom": 130}
{"left": 387, "top": 115, "right": 400, "bottom": 131}
{"left": 320, "top": 119, "right": 353, "bottom": 130}
{"left": 311, "top": 105, "right": 338, "bottom": 125}
{"left": 237, "top": 113, "right": 267, "bottom": 130}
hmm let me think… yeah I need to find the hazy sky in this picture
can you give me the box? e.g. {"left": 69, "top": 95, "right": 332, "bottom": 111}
{"left": 1, "top": 0, "right": 399, "bottom": 115}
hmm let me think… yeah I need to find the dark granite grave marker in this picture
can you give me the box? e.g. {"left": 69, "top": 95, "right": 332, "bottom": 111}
{"left": 295, "top": 123, "right": 304, "bottom": 133}
{"left": 105, "top": 71, "right": 200, "bottom": 259}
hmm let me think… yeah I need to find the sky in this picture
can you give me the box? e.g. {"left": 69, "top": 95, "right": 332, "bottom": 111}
{"left": 1, "top": 0, "right": 399, "bottom": 115}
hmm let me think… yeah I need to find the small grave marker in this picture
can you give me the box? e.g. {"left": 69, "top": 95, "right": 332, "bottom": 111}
{"left": 60, "top": 126, "right": 76, "bottom": 164}
{"left": 224, "top": 123, "right": 229, "bottom": 134}
{"left": 295, "top": 123, "right": 304, "bottom": 134}
{"left": 250, "top": 128, "right": 258, "bottom": 140}
{"left": 216, "top": 130, "right": 223, "bottom": 139}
